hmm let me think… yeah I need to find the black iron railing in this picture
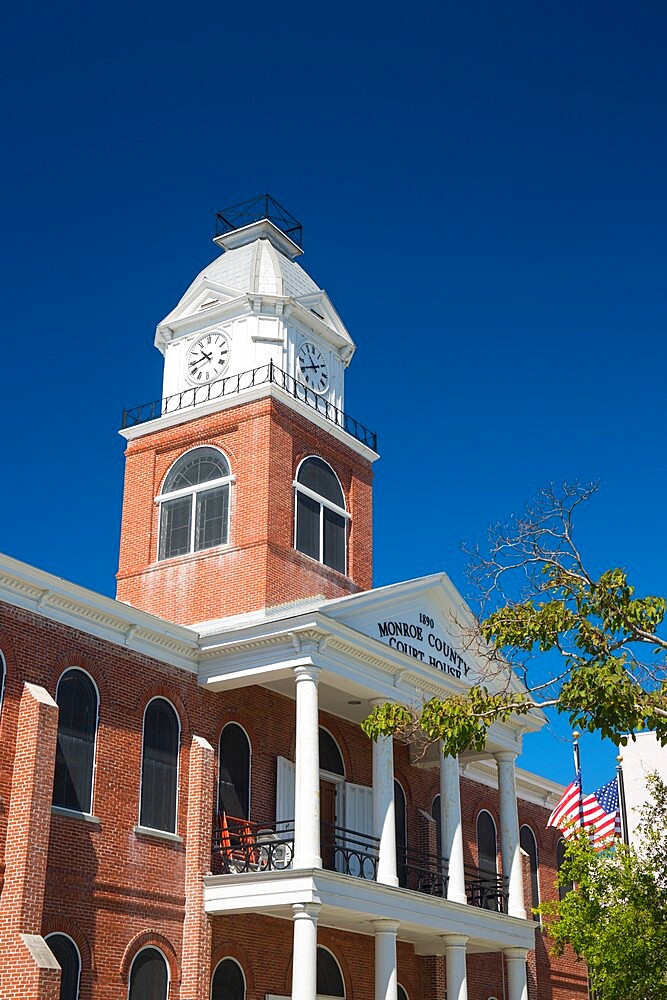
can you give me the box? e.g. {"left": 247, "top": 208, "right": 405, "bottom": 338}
{"left": 464, "top": 863, "right": 509, "bottom": 913}
{"left": 211, "top": 816, "right": 508, "bottom": 914}
{"left": 122, "top": 362, "right": 377, "bottom": 452}
{"left": 322, "top": 822, "right": 379, "bottom": 880}
{"left": 215, "top": 194, "right": 303, "bottom": 248}
{"left": 397, "top": 847, "right": 449, "bottom": 897}
{"left": 212, "top": 814, "right": 294, "bottom": 874}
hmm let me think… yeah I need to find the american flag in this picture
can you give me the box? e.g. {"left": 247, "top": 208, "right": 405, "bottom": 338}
{"left": 547, "top": 771, "right": 621, "bottom": 850}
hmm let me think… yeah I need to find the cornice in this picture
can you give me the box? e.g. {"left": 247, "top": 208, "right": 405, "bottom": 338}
{"left": 0, "top": 554, "right": 199, "bottom": 672}
{"left": 119, "top": 383, "right": 379, "bottom": 463}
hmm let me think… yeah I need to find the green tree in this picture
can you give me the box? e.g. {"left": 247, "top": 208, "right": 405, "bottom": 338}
{"left": 538, "top": 776, "right": 667, "bottom": 1000}
{"left": 363, "top": 483, "right": 667, "bottom": 755}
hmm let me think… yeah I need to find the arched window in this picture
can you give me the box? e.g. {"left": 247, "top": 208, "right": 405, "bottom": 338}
{"left": 398, "top": 987, "right": 409, "bottom": 1000}
{"left": 140, "top": 698, "right": 180, "bottom": 833}
{"left": 158, "top": 447, "right": 232, "bottom": 560}
{"left": 316, "top": 946, "right": 345, "bottom": 997}
{"left": 128, "top": 947, "right": 168, "bottom": 1000}
{"left": 432, "top": 794, "right": 441, "bottom": 858}
{"left": 53, "top": 668, "right": 98, "bottom": 814}
{"left": 477, "top": 810, "right": 499, "bottom": 911}
{"left": 556, "top": 838, "right": 573, "bottom": 899}
{"left": 218, "top": 723, "right": 251, "bottom": 819}
{"left": 319, "top": 728, "right": 345, "bottom": 777}
{"left": 294, "top": 457, "right": 348, "bottom": 574}
{"left": 395, "top": 780, "right": 408, "bottom": 888}
{"left": 46, "top": 933, "right": 81, "bottom": 1000}
{"left": 520, "top": 824, "right": 540, "bottom": 917}
{"left": 211, "top": 958, "right": 245, "bottom": 1000}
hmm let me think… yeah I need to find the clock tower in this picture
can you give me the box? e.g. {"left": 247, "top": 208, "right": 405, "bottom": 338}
{"left": 116, "top": 197, "right": 378, "bottom": 626}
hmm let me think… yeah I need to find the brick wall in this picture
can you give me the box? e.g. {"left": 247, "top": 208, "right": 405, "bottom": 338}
{"left": 116, "top": 396, "right": 374, "bottom": 625}
{"left": 0, "top": 600, "right": 587, "bottom": 999}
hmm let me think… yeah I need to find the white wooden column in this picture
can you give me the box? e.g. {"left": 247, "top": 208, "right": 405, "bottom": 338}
{"left": 495, "top": 751, "right": 526, "bottom": 918}
{"left": 440, "top": 747, "right": 466, "bottom": 904}
{"left": 442, "top": 934, "right": 468, "bottom": 1000}
{"left": 504, "top": 948, "right": 528, "bottom": 1000}
{"left": 371, "top": 700, "right": 398, "bottom": 887}
{"left": 373, "top": 919, "right": 399, "bottom": 1000}
{"left": 291, "top": 903, "right": 320, "bottom": 1000}
{"left": 293, "top": 664, "right": 321, "bottom": 869}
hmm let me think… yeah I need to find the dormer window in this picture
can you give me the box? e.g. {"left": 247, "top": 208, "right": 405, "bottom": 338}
{"left": 158, "top": 447, "right": 232, "bottom": 560}
{"left": 294, "top": 457, "right": 348, "bottom": 574}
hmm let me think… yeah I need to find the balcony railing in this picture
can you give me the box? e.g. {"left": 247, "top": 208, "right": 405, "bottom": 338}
{"left": 121, "top": 361, "right": 378, "bottom": 452}
{"left": 211, "top": 815, "right": 508, "bottom": 914}
{"left": 464, "top": 863, "right": 509, "bottom": 913}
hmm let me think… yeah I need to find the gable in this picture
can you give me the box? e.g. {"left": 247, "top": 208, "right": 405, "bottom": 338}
{"left": 321, "top": 574, "right": 484, "bottom": 686}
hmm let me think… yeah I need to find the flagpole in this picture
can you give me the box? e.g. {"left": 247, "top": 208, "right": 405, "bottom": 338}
{"left": 572, "top": 730, "right": 581, "bottom": 776}
{"left": 616, "top": 755, "right": 629, "bottom": 845}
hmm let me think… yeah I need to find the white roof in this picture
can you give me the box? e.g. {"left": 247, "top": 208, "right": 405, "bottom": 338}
{"left": 184, "top": 229, "right": 321, "bottom": 300}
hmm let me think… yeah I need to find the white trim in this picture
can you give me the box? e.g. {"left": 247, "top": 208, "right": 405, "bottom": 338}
{"left": 45, "top": 932, "right": 82, "bottom": 1000}
{"left": 217, "top": 721, "right": 252, "bottom": 818}
{"left": 139, "top": 697, "right": 181, "bottom": 835}
{"left": 51, "top": 806, "right": 101, "bottom": 824}
{"left": 54, "top": 667, "right": 100, "bottom": 816}
{"left": 294, "top": 457, "right": 348, "bottom": 576}
{"left": 128, "top": 945, "right": 170, "bottom": 1000}
{"left": 211, "top": 956, "right": 247, "bottom": 999}
{"left": 158, "top": 445, "right": 233, "bottom": 562}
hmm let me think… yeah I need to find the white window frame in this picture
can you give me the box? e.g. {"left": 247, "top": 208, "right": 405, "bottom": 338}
{"left": 316, "top": 945, "right": 346, "bottom": 999}
{"left": 45, "top": 932, "right": 82, "bottom": 1000}
{"left": 155, "top": 446, "right": 234, "bottom": 560}
{"left": 293, "top": 457, "right": 350, "bottom": 575}
{"left": 476, "top": 808, "right": 499, "bottom": 873}
{"left": 138, "top": 696, "right": 181, "bottom": 835}
{"left": 127, "top": 946, "right": 170, "bottom": 1000}
{"left": 54, "top": 666, "right": 100, "bottom": 818}
{"left": 211, "top": 957, "right": 246, "bottom": 1000}
{"left": 217, "top": 721, "right": 252, "bottom": 818}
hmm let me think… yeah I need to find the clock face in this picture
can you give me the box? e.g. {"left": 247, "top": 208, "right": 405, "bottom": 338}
{"left": 186, "top": 332, "right": 230, "bottom": 385}
{"left": 297, "top": 341, "right": 329, "bottom": 393}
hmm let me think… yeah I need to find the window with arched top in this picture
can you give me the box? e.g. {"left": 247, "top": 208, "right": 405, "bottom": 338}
{"left": 158, "top": 446, "right": 232, "bottom": 560}
{"left": 46, "top": 933, "right": 81, "bottom": 1000}
{"left": 294, "top": 457, "right": 348, "bottom": 574}
{"left": 520, "top": 824, "right": 540, "bottom": 917}
{"left": 432, "top": 794, "right": 441, "bottom": 858}
{"left": 211, "top": 958, "right": 245, "bottom": 1000}
{"left": 218, "top": 723, "right": 251, "bottom": 820}
{"left": 53, "top": 668, "right": 99, "bottom": 814}
{"left": 477, "top": 810, "right": 499, "bottom": 911}
{"left": 395, "top": 780, "right": 408, "bottom": 887}
{"left": 319, "top": 728, "right": 345, "bottom": 777}
{"left": 556, "top": 838, "right": 573, "bottom": 899}
{"left": 128, "top": 947, "right": 168, "bottom": 1000}
{"left": 316, "top": 946, "right": 345, "bottom": 997}
{"left": 140, "top": 698, "right": 180, "bottom": 833}
{"left": 398, "top": 987, "right": 409, "bottom": 1000}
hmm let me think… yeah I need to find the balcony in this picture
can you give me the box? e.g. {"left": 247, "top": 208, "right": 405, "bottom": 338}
{"left": 211, "top": 814, "right": 508, "bottom": 912}
{"left": 121, "top": 362, "right": 378, "bottom": 452}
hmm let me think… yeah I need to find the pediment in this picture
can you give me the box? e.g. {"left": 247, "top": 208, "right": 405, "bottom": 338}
{"left": 294, "top": 291, "right": 354, "bottom": 355}
{"left": 321, "top": 574, "right": 500, "bottom": 688}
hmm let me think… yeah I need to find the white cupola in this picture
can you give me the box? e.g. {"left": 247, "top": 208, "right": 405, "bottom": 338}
{"left": 154, "top": 196, "right": 355, "bottom": 413}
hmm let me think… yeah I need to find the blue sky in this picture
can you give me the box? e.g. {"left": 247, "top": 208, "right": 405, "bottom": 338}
{"left": 1, "top": 0, "right": 665, "bottom": 791}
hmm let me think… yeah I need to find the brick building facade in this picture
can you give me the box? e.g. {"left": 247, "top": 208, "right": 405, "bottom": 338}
{"left": 0, "top": 199, "right": 588, "bottom": 1000}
